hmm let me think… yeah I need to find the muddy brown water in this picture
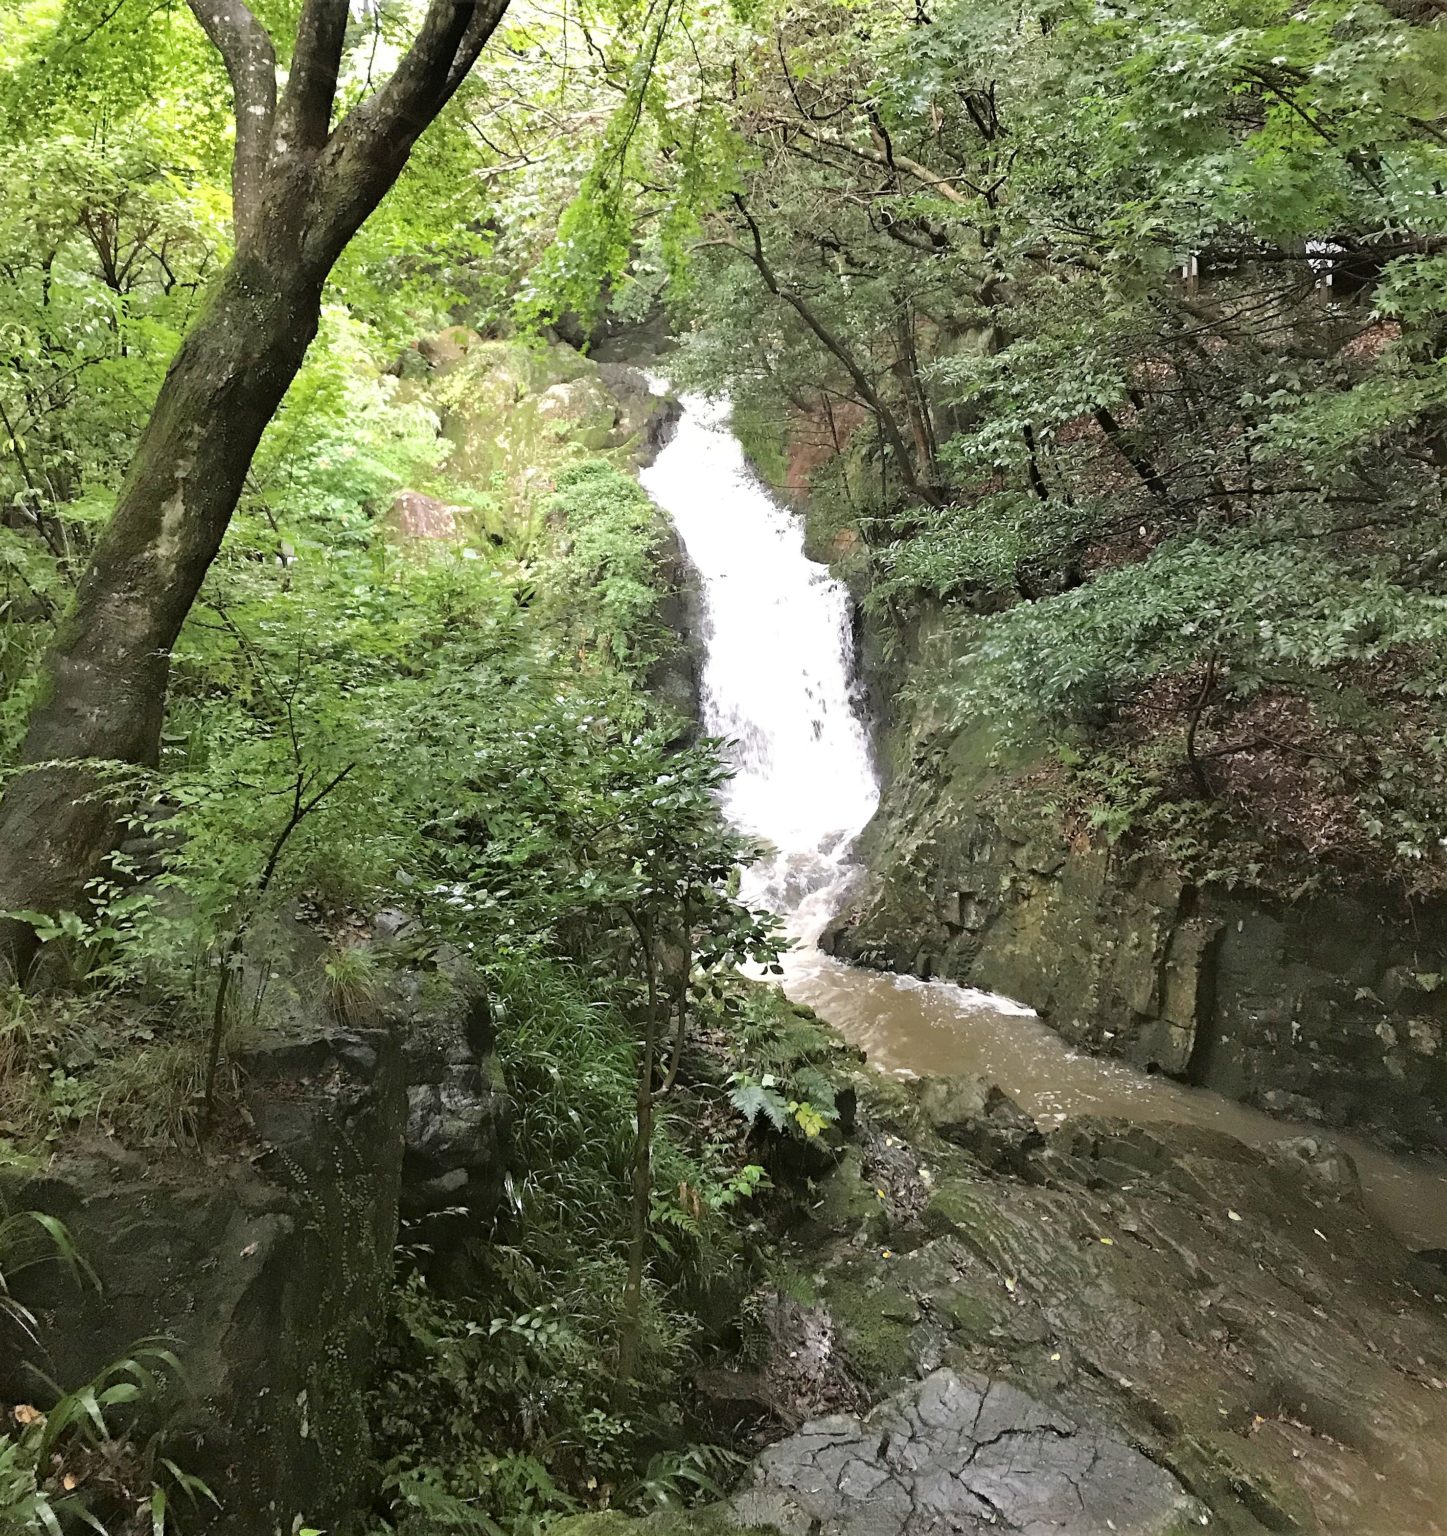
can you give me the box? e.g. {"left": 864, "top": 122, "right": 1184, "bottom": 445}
{"left": 779, "top": 930, "right": 1447, "bottom": 1253}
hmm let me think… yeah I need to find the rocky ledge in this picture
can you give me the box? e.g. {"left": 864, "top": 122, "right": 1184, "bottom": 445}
{"left": 732, "top": 1367, "right": 1205, "bottom": 1536}
{"left": 0, "top": 954, "right": 508, "bottom": 1535}
{"left": 568, "top": 1063, "right": 1447, "bottom": 1536}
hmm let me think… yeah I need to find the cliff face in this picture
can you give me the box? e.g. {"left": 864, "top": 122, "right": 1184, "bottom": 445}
{"left": 821, "top": 610, "right": 1447, "bottom": 1154}
{"left": 2, "top": 1025, "right": 409, "bottom": 1534}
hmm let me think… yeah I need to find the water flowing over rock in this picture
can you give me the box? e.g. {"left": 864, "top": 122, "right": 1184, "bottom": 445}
{"left": 639, "top": 392, "right": 878, "bottom": 913}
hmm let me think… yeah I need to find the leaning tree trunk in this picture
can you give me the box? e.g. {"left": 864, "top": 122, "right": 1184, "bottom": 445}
{"left": 0, "top": 0, "right": 509, "bottom": 980}
{"left": 0, "top": 254, "right": 325, "bottom": 974}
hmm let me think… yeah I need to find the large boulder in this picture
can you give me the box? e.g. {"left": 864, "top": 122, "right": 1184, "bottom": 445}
{"left": 388, "top": 962, "right": 510, "bottom": 1233}
{"left": 0, "top": 933, "right": 514, "bottom": 1535}
{"left": 911, "top": 1076, "right": 1042, "bottom": 1172}
{"left": 732, "top": 1368, "right": 1205, "bottom": 1536}
{"left": 0, "top": 1026, "right": 406, "bottom": 1536}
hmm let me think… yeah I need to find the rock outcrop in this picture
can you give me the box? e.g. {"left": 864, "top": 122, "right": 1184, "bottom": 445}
{"left": 1, "top": 1027, "right": 407, "bottom": 1535}
{"left": 391, "top": 960, "right": 511, "bottom": 1234}
{"left": 818, "top": 600, "right": 1447, "bottom": 1152}
{"left": 0, "top": 950, "right": 512, "bottom": 1535}
{"left": 825, "top": 765, "right": 1447, "bottom": 1151}
{"left": 732, "top": 1368, "right": 1205, "bottom": 1536}
{"left": 556, "top": 1065, "right": 1447, "bottom": 1536}
{"left": 399, "top": 334, "right": 680, "bottom": 549}
{"left": 764, "top": 1075, "right": 1447, "bottom": 1536}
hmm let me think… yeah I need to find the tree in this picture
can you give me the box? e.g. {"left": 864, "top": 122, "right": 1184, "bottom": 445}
{"left": 0, "top": 0, "right": 512, "bottom": 979}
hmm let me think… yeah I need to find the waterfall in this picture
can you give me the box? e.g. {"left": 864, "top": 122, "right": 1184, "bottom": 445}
{"left": 640, "top": 392, "right": 879, "bottom": 914}
{"left": 640, "top": 386, "right": 1447, "bottom": 1252}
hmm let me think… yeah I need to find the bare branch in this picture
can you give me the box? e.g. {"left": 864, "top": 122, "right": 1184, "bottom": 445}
{"left": 730, "top": 195, "right": 940, "bottom": 505}
{"left": 763, "top": 112, "right": 972, "bottom": 207}
{"left": 185, "top": 0, "right": 278, "bottom": 241}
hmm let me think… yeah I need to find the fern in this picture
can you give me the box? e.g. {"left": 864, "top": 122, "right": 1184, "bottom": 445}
{"left": 727, "top": 1075, "right": 791, "bottom": 1132}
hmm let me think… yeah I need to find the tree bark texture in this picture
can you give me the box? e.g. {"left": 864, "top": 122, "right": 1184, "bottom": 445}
{"left": 0, "top": 257, "right": 322, "bottom": 966}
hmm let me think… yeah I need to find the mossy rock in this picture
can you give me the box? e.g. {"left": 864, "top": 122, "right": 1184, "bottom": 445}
{"left": 920, "top": 1175, "right": 1010, "bottom": 1248}
{"left": 817, "top": 1260, "right": 921, "bottom": 1391}
{"left": 807, "top": 1148, "right": 889, "bottom": 1243}
{"left": 1166, "top": 1431, "right": 1318, "bottom": 1535}
{"left": 418, "top": 338, "right": 670, "bottom": 548}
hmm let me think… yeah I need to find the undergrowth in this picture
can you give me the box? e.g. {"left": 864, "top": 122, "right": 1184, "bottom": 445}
{"left": 369, "top": 962, "right": 779, "bottom": 1535}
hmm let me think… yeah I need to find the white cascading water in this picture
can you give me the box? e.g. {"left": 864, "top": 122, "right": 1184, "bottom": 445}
{"left": 640, "top": 392, "right": 879, "bottom": 915}
{"left": 639, "top": 387, "right": 1447, "bottom": 1253}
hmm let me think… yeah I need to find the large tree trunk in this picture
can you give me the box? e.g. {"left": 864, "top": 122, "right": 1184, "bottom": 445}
{"left": 0, "top": 253, "right": 325, "bottom": 975}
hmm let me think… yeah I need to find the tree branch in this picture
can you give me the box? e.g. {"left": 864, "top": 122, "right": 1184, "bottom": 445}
{"left": 185, "top": 0, "right": 278, "bottom": 242}
{"left": 764, "top": 113, "right": 972, "bottom": 206}
{"left": 730, "top": 195, "right": 940, "bottom": 505}
{"left": 276, "top": 0, "right": 350, "bottom": 152}
{"left": 310, "top": 0, "right": 511, "bottom": 266}
{"left": 1093, "top": 404, "right": 1172, "bottom": 507}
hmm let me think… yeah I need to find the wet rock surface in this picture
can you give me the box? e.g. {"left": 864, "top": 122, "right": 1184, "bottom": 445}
{"left": 732, "top": 1367, "right": 1203, "bottom": 1536}
{"left": 389, "top": 962, "right": 509, "bottom": 1229}
{"left": 760, "top": 1076, "right": 1447, "bottom": 1536}
{"left": 0, "top": 1026, "right": 407, "bottom": 1535}
{"left": 914, "top": 1074, "right": 1044, "bottom": 1173}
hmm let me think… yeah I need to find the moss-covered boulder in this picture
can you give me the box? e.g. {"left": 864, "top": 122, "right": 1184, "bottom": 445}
{"left": 0, "top": 1026, "right": 406, "bottom": 1535}
{"left": 399, "top": 336, "right": 678, "bottom": 550}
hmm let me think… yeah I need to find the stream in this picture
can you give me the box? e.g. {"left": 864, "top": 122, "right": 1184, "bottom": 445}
{"left": 640, "top": 391, "right": 1447, "bottom": 1254}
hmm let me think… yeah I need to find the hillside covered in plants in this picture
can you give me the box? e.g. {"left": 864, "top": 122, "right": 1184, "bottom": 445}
{"left": 1, "top": 0, "right": 1446, "bottom": 1534}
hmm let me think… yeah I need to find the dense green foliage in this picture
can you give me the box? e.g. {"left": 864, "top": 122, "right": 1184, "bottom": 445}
{"left": 0, "top": 4, "right": 790, "bottom": 1531}
{"left": 6, "top": 0, "right": 1447, "bottom": 1528}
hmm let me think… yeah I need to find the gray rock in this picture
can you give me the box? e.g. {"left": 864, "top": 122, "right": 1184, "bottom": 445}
{"left": 0, "top": 1026, "right": 406, "bottom": 1536}
{"left": 732, "top": 1368, "right": 1203, "bottom": 1536}
{"left": 913, "top": 1076, "right": 1042, "bottom": 1173}
{"left": 387, "top": 962, "right": 510, "bottom": 1228}
{"left": 1266, "top": 1134, "right": 1363, "bottom": 1199}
